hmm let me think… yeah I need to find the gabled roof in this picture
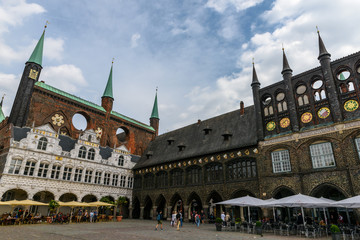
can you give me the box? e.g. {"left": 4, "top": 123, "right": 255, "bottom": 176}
{"left": 134, "top": 106, "right": 258, "bottom": 169}
{"left": 35, "top": 81, "right": 154, "bottom": 132}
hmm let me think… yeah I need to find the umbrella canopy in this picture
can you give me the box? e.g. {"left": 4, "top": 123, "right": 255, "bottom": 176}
{"left": 263, "top": 194, "right": 333, "bottom": 208}
{"left": 58, "top": 201, "right": 91, "bottom": 207}
{"left": 87, "top": 201, "right": 114, "bottom": 207}
{"left": 331, "top": 195, "right": 360, "bottom": 208}
{"left": 216, "top": 195, "right": 266, "bottom": 207}
{"left": 13, "top": 199, "right": 48, "bottom": 206}
{"left": 0, "top": 201, "right": 14, "bottom": 205}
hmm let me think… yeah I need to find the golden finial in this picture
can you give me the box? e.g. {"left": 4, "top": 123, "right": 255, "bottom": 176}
{"left": 112, "top": 58, "right": 115, "bottom": 64}
{"left": 282, "top": 43, "right": 284, "bottom": 51}
{"left": 44, "top": 21, "right": 49, "bottom": 29}
{"left": 156, "top": 86, "right": 158, "bottom": 92}
{"left": 252, "top": 57, "right": 254, "bottom": 65}
{"left": 316, "top": 26, "right": 319, "bottom": 34}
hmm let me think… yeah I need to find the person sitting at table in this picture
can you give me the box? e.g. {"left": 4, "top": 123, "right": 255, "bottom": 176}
{"left": 297, "top": 213, "right": 303, "bottom": 225}
{"left": 319, "top": 219, "right": 326, "bottom": 226}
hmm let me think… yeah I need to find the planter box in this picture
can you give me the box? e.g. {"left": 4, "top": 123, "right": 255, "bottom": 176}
{"left": 216, "top": 224, "right": 222, "bottom": 231}
{"left": 116, "top": 216, "right": 123, "bottom": 222}
{"left": 331, "top": 233, "right": 341, "bottom": 240}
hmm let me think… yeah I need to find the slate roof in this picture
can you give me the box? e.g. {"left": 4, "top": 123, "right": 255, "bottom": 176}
{"left": 99, "top": 146, "right": 113, "bottom": 160}
{"left": 130, "top": 155, "right": 141, "bottom": 163}
{"left": 58, "top": 135, "right": 76, "bottom": 152}
{"left": 13, "top": 127, "right": 31, "bottom": 141}
{"left": 134, "top": 106, "right": 258, "bottom": 169}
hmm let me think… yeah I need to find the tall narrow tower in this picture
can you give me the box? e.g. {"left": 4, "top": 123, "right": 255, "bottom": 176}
{"left": 8, "top": 26, "right": 46, "bottom": 127}
{"left": 251, "top": 62, "right": 264, "bottom": 141}
{"left": 150, "top": 89, "right": 159, "bottom": 137}
{"left": 0, "top": 95, "right": 5, "bottom": 124}
{"left": 101, "top": 61, "right": 114, "bottom": 113}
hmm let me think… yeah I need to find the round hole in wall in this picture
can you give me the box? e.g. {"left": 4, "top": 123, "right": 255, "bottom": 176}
{"left": 312, "top": 80, "right": 323, "bottom": 90}
{"left": 296, "top": 85, "right": 307, "bottom": 95}
{"left": 337, "top": 70, "right": 350, "bottom": 80}
{"left": 276, "top": 92, "right": 285, "bottom": 101}
{"left": 72, "top": 113, "right": 88, "bottom": 131}
{"left": 262, "top": 96, "right": 272, "bottom": 106}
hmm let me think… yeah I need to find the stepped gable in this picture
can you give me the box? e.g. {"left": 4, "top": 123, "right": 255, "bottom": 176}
{"left": 134, "top": 105, "right": 257, "bottom": 169}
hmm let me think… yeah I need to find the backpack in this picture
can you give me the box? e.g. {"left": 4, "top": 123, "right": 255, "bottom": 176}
{"left": 157, "top": 214, "right": 161, "bottom": 220}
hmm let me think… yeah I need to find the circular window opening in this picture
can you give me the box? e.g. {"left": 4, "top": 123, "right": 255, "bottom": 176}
{"left": 312, "top": 80, "right": 323, "bottom": 90}
{"left": 357, "top": 66, "right": 360, "bottom": 74}
{"left": 276, "top": 93, "right": 285, "bottom": 101}
{"left": 262, "top": 96, "right": 272, "bottom": 106}
{"left": 116, "top": 127, "right": 129, "bottom": 144}
{"left": 72, "top": 113, "right": 88, "bottom": 131}
{"left": 337, "top": 70, "right": 350, "bottom": 80}
{"left": 296, "top": 85, "right": 307, "bottom": 95}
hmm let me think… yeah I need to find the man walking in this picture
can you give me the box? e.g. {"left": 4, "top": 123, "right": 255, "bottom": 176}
{"left": 176, "top": 211, "right": 181, "bottom": 231}
{"left": 155, "top": 211, "right": 163, "bottom": 231}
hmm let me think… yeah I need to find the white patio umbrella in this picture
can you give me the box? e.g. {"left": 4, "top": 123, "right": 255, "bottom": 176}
{"left": 261, "top": 198, "right": 278, "bottom": 222}
{"left": 319, "top": 197, "right": 336, "bottom": 225}
{"left": 216, "top": 195, "right": 266, "bottom": 222}
{"left": 330, "top": 195, "right": 360, "bottom": 208}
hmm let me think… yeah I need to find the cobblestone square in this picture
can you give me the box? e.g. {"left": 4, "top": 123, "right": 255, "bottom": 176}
{"left": 0, "top": 219, "right": 331, "bottom": 240}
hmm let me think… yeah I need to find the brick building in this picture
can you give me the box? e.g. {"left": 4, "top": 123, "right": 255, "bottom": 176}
{"left": 0, "top": 27, "right": 158, "bottom": 216}
{"left": 132, "top": 32, "right": 360, "bottom": 222}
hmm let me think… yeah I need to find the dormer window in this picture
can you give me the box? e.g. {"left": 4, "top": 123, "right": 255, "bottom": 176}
{"left": 37, "top": 137, "right": 48, "bottom": 150}
{"left": 88, "top": 135, "right": 92, "bottom": 142}
{"left": 167, "top": 137, "right": 175, "bottom": 145}
{"left": 222, "top": 131, "right": 232, "bottom": 141}
{"left": 203, "top": 126, "right": 212, "bottom": 135}
{"left": 87, "top": 148, "right": 95, "bottom": 160}
{"left": 118, "top": 155, "right": 124, "bottom": 166}
{"left": 178, "top": 143, "right": 186, "bottom": 152}
{"left": 78, "top": 146, "right": 87, "bottom": 159}
{"left": 146, "top": 151, "right": 153, "bottom": 159}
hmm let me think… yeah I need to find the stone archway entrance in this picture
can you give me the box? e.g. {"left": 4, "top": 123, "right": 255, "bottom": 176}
{"left": 206, "top": 191, "right": 223, "bottom": 219}
{"left": 155, "top": 195, "right": 166, "bottom": 218}
{"left": 143, "top": 196, "right": 153, "bottom": 220}
{"left": 132, "top": 197, "right": 140, "bottom": 219}
{"left": 2, "top": 189, "right": 28, "bottom": 201}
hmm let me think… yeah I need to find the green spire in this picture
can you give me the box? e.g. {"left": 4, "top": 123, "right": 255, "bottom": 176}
{"left": 151, "top": 89, "right": 159, "bottom": 119}
{"left": 27, "top": 28, "right": 46, "bottom": 66}
{"left": 0, "top": 95, "right": 5, "bottom": 123}
{"left": 339, "top": 72, "right": 346, "bottom": 80}
{"left": 102, "top": 61, "right": 114, "bottom": 99}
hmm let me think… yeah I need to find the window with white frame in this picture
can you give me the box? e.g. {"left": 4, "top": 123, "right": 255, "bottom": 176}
{"left": 95, "top": 171, "right": 102, "bottom": 184}
{"left": 8, "top": 159, "right": 22, "bottom": 174}
{"left": 355, "top": 138, "right": 360, "bottom": 158}
{"left": 112, "top": 174, "right": 119, "bottom": 186}
{"left": 271, "top": 150, "right": 291, "bottom": 173}
{"left": 85, "top": 170, "right": 93, "bottom": 183}
{"left": 74, "top": 168, "right": 83, "bottom": 182}
{"left": 37, "top": 137, "right": 48, "bottom": 150}
{"left": 78, "top": 146, "right": 87, "bottom": 159}
{"left": 24, "top": 161, "right": 36, "bottom": 176}
{"left": 310, "top": 142, "right": 336, "bottom": 168}
{"left": 118, "top": 155, "right": 124, "bottom": 166}
{"left": 104, "top": 173, "right": 110, "bottom": 185}
{"left": 37, "top": 162, "right": 49, "bottom": 177}
{"left": 51, "top": 165, "right": 61, "bottom": 179}
{"left": 120, "top": 175, "right": 126, "bottom": 187}
{"left": 63, "top": 166, "right": 72, "bottom": 181}
{"left": 87, "top": 148, "right": 95, "bottom": 160}
{"left": 127, "top": 176, "right": 133, "bottom": 188}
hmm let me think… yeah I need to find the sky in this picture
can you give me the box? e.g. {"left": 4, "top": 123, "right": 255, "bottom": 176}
{"left": 1, "top": 0, "right": 360, "bottom": 134}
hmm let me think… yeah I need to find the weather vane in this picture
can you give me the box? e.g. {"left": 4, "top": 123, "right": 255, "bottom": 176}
{"left": 316, "top": 26, "right": 319, "bottom": 33}
{"left": 112, "top": 58, "right": 115, "bottom": 64}
{"left": 252, "top": 57, "right": 254, "bottom": 65}
{"left": 45, "top": 20, "right": 50, "bottom": 29}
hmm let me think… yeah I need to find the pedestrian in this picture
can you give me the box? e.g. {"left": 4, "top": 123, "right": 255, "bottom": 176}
{"left": 180, "top": 210, "right": 183, "bottom": 227}
{"left": 155, "top": 211, "right": 163, "bottom": 231}
{"left": 225, "top": 212, "right": 230, "bottom": 227}
{"left": 171, "top": 211, "right": 176, "bottom": 227}
{"left": 200, "top": 210, "right": 206, "bottom": 224}
{"left": 195, "top": 212, "right": 200, "bottom": 227}
{"left": 90, "top": 210, "right": 94, "bottom": 223}
{"left": 221, "top": 212, "right": 226, "bottom": 227}
{"left": 176, "top": 211, "right": 181, "bottom": 231}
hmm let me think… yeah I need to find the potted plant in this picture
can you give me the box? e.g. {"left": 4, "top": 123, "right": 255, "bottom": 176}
{"left": 255, "top": 221, "right": 263, "bottom": 236}
{"left": 235, "top": 218, "right": 241, "bottom": 230}
{"left": 330, "top": 224, "right": 341, "bottom": 240}
{"left": 215, "top": 217, "right": 223, "bottom": 231}
{"left": 115, "top": 196, "right": 128, "bottom": 222}
{"left": 48, "top": 200, "right": 59, "bottom": 223}
{"left": 100, "top": 196, "right": 114, "bottom": 221}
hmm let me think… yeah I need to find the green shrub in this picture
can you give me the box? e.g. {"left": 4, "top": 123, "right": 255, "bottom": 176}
{"left": 330, "top": 224, "right": 340, "bottom": 233}
{"left": 256, "top": 221, "right": 262, "bottom": 227}
{"left": 215, "top": 217, "right": 223, "bottom": 224}
{"left": 235, "top": 217, "right": 241, "bottom": 223}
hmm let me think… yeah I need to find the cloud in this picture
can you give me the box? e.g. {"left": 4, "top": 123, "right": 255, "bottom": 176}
{"left": 205, "top": 0, "right": 263, "bottom": 13}
{"left": 40, "top": 64, "right": 87, "bottom": 93}
{"left": 0, "top": 0, "right": 45, "bottom": 34}
{"left": 131, "top": 33, "right": 141, "bottom": 48}
{"left": 0, "top": 73, "right": 19, "bottom": 115}
{"left": 44, "top": 37, "right": 64, "bottom": 61}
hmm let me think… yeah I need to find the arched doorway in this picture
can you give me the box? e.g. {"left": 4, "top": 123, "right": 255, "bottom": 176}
{"left": 59, "top": 193, "right": 78, "bottom": 202}
{"left": 170, "top": 193, "right": 183, "bottom": 217}
{"left": 206, "top": 191, "right": 223, "bottom": 219}
{"left": 33, "top": 191, "right": 55, "bottom": 216}
{"left": 120, "top": 197, "right": 130, "bottom": 218}
{"left": 143, "top": 195, "right": 153, "bottom": 220}
{"left": 273, "top": 186, "right": 295, "bottom": 222}
{"left": 82, "top": 194, "right": 97, "bottom": 203}
{"left": 311, "top": 184, "right": 349, "bottom": 224}
{"left": 187, "top": 192, "right": 203, "bottom": 222}
{"left": 132, "top": 197, "right": 140, "bottom": 219}
{"left": 155, "top": 195, "right": 166, "bottom": 219}
{"left": 2, "top": 189, "right": 28, "bottom": 201}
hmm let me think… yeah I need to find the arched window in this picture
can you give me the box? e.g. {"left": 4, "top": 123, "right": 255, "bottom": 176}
{"left": 24, "top": 160, "right": 36, "bottom": 176}
{"left": 112, "top": 174, "right": 119, "bottom": 186}
{"left": 94, "top": 171, "right": 102, "bottom": 184}
{"left": 8, "top": 159, "right": 22, "bottom": 174}
{"left": 186, "top": 166, "right": 201, "bottom": 185}
{"left": 118, "top": 155, "right": 124, "bottom": 166}
{"left": 37, "top": 162, "right": 49, "bottom": 177}
{"left": 227, "top": 159, "right": 257, "bottom": 180}
{"left": 84, "top": 169, "right": 93, "bottom": 183}
{"left": 170, "top": 169, "right": 184, "bottom": 186}
{"left": 310, "top": 142, "right": 335, "bottom": 168}
{"left": 78, "top": 146, "right": 87, "bottom": 159}
{"left": 120, "top": 175, "right": 126, "bottom": 187}
{"left": 37, "top": 137, "right": 48, "bottom": 150}
{"left": 271, "top": 150, "right": 291, "bottom": 173}
{"left": 205, "top": 163, "right": 223, "bottom": 183}
{"left": 276, "top": 92, "right": 287, "bottom": 112}
{"left": 87, "top": 148, "right": 95, "bottom": 160}
{"left": 74, "top": 168, "right": 83, "bottom": 182}
{"left": 63, "top": 166, "right": 73, "bottom": 181}
{"left": 51, "top": 164, "right": 61, "bottom": 179}
{"left": 144, "top": 173, "right": 155, "bottom": 189}
{"left": 103, "top": 173, "right": 111, "bottom": 185}
{"left": 156, "top": 171, "right": 168, "bottom": 188}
